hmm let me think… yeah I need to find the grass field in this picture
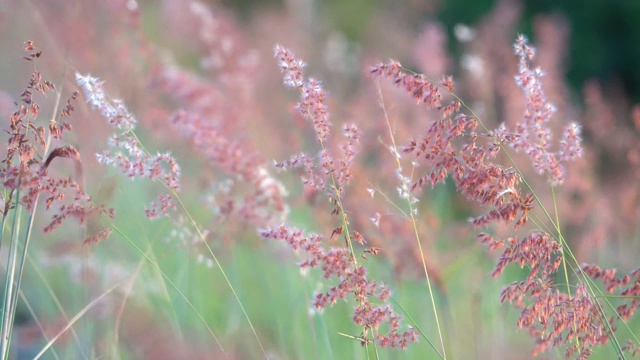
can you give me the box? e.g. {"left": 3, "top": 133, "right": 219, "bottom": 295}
{"left": 1, "top": 1, "right": 639, "bottom": 359}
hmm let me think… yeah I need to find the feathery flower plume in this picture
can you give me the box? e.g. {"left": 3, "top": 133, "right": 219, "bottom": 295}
{"left": 76, "top": 73, "right": 181, "bottom": 219}
{"left": 0, "top": 43, "right": 111, "bottom": 242}
{"left": 510, "top": 34, "right": 583, "bottom": 185}
{"left": 146, "top": 2, "right": 286, "bottom": 226}
{"left": 263, "top": 45, "right": 418, "bottom": 349}
{"left": 370, "top": 35, "right": 634, "bottom": 358}
{"left": 275, "top": 45, "right": 332, "bottom": 144}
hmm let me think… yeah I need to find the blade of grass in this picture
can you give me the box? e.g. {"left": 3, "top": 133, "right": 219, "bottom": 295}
{"left": 1, "top": 191, "right": 23, "bottom": 360}
{"left": 25, "top": 253, "right": 86, "bottom": 357}
{"left": 128, "top": 129, "right": 268, "bottom": 358}
{"left": 104, "top": 218, "right": 227, "bottom": 358}
{"left": 113, "top": 243, "right": 153, "bottom": 359}
{"left": 34, "top": 282, "right": 120, "bottom": 359}
{"left": 17, "top": 290, "right": 62, "bottom": 360}
{"left": 389, "top": 295, "right": 444, "bottom": 359}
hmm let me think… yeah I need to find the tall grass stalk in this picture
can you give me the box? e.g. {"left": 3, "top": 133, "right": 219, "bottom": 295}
{"left": 376, "top": 81, "right": 446, "bottom": 359}
{"left": 34, "top": 282, "right": 120, "bottom": 359}
{"left": 1, "top": 65, "right": 65, "bottom": 358}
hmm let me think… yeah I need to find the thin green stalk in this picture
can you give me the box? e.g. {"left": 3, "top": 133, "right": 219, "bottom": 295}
{"left": 8, "top": 197, "right": 42, "bottom": 354}
{"left": 113, "top": 243, "right": 158, "bottom": 359}
{"left": 291, "top": 84, "right": 376, "bottom": 352}
{"left": 34, "top": 282, "right": 121, "bottom": 359}
{"left": 1, "top": 188, "right": 22, "bottom": 360}
{"left": 104, "top": 219, "right": 228, "bottom": 358}
{"left": 376, "top": 81, "right": 446, "bottom": 358}
{"left": 17, "top": 290, "right": 61, "bottom": 360}
{"left": 336, "top": 331, "right": 376, "bottom": 359}
{"left": 168, "top": 190, "right": 267, "bottom": 357}
{"left": 372, "top": 340, "right": 379, "bottom": 360}
{"left": 318, "top": 137, "right": 376, "bottom": 353}
{"left": 390, "top": 296, "right": 444, "bottom": 359}
{"left": 126, "top": 129, "right": 267, "bottom": 357}
{"left": 25, "top": 253, "right": 85, "bottom": 357}
{"left": 550, "top": 183, "right": 581, "bottom": 353}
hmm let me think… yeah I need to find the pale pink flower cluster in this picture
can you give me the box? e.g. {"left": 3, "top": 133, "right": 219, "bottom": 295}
{"left": 274, "top": 46, "right": 361, "bottom": 199}
{"left": 147, "top": 3, "right": 286, "bottom": 225}
{"left": 76, "top": 73, "right": 181, "bottom": 219}
{"left": 275, "top": 45, "right": 331, "bottom": 143}
{"left": 0, "top": 44, "right": 112, "bottom": 244}
{"left": 510, "top": 34, "right": 583, "bottom": 185}
{"left": 260, "top": 225, "right": 418, "bottom": 348}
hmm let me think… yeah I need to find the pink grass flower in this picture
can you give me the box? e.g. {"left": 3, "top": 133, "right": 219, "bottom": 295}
{"left": 0, "top": 44, "right": 112, "bottom": 243}
{"left": 265, "top": 46, "right": 416, "bottom": 349}
{"left": 370, "top": 35, "right": 625, "bottom": 358}
{"left": 275, "top": 45, "right": 331, "bottom": 143}
{"left": 76, "top": 73, "right": 181, "bottom": 219}
{"left": 260, "top": 225, "right": 417, "bottom": 348}
{"left": 512, "top": 35, "right": 583, "bottom": 185}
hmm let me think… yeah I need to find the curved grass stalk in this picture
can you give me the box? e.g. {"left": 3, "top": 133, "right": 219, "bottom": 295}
{"left": 17, "top": 290, "right": 62, "bottom": 360}
{"left": 26, "top": 253, "right": 85, "bottom": 357}
{"left": 124, "top": 129, "right": 268, "bottom": 357}
{"left": 113, "top": 242, "right": 157, "bottom": 359}
{"left": 103, "top": 219, "right": 227, "bottom": 358}
{"left": 34, "top": 282, "right": 120, "bottom": 359}
{"left": 550, "top": 183, "right": 582, "bottom": 351}
{"left": 389, "top": 295, "right": 444, "bottom": 359}
{"left": 166, "top": 189, "right": 267, "bottom": 356}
